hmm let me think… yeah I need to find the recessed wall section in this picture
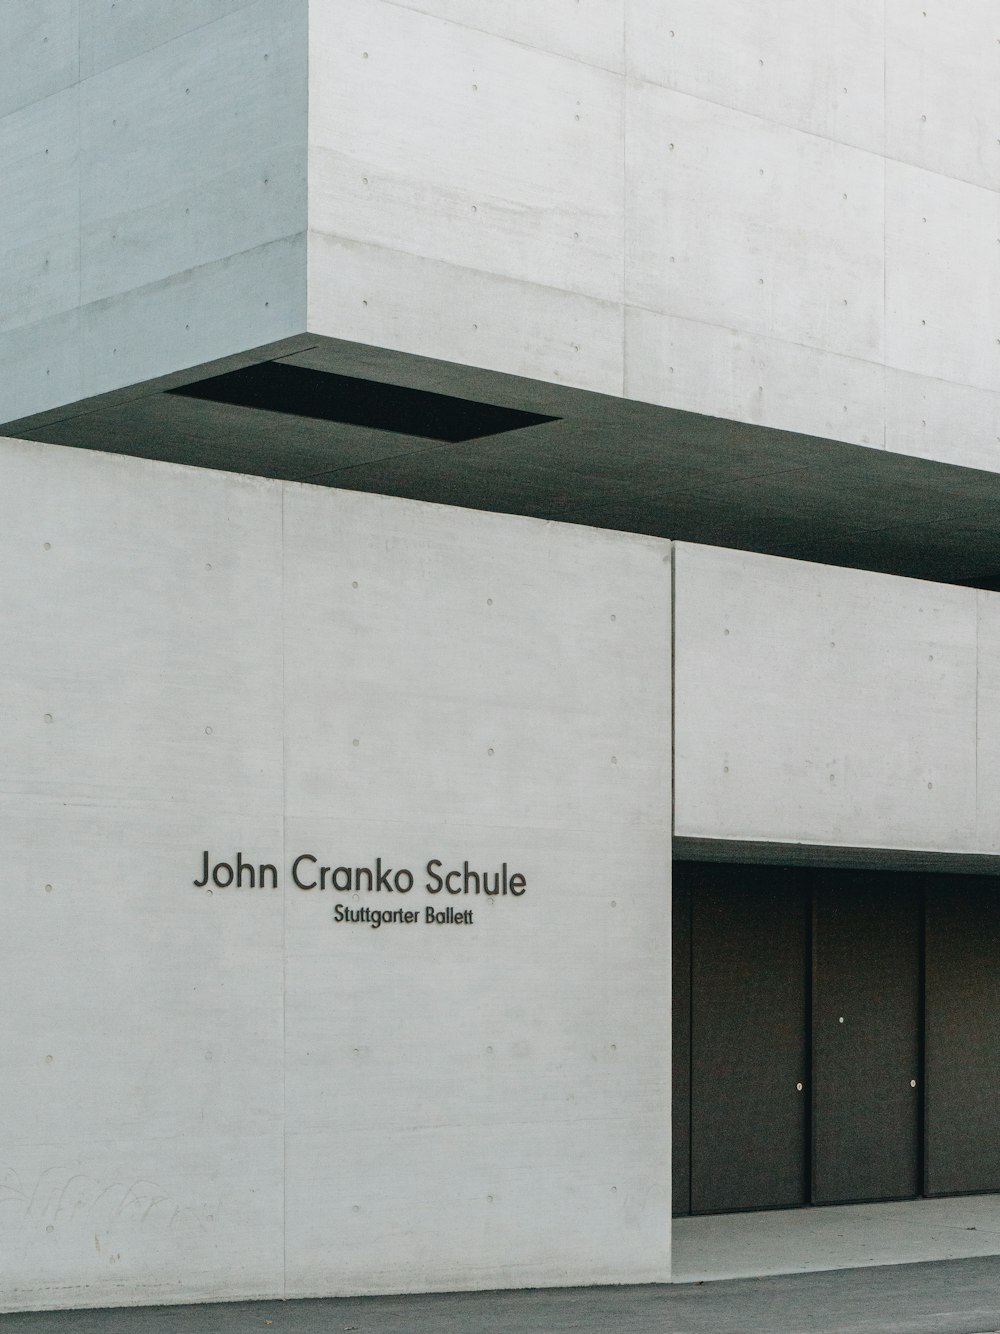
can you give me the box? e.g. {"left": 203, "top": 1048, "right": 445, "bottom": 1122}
{"left": 673, "top": 542, "right": 985, "bottom": 854}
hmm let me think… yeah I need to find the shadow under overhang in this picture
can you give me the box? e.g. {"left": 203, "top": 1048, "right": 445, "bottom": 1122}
{"left": 5, "top": 334, "right": 1000, "bottom": 589}
{"left": 674, "top": 837, "right": 1000, "bottom": 877}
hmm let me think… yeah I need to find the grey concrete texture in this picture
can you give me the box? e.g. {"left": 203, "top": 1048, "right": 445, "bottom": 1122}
{"left": 6, "top": 1260, "right": 1000, "bottom": 1334}
{"left": 672, "top": 542, "right": 1000, "bottom": 855}
{"left": 0, "top": 0, "right": 307, "bottom": 422}
{"left": 303, "top": 0, "right": 1000, "bottom": 471}
{"left": 0, "top": 438, "right": 672, "bottom": 1307}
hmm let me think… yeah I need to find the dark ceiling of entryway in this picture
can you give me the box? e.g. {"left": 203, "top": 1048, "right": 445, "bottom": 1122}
{"left": 6, "top": 334, "right": 1000, "bottom": 590}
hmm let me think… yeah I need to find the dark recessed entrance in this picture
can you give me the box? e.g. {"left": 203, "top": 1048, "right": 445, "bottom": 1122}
{"left": 925, "top": 880, "right": 1000, "bottom": 1195}
{"left": 686, "top": 864, "right": 808, "bottom": 1213}
{"left": 673, "top": 862, "right": 1000, "bottom": 1216}
{"left": 811, "top": 872, "right": 921, "bottom": 1204}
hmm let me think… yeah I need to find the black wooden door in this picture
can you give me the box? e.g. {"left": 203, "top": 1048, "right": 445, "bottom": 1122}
{"left": 672, "top": 875, "right": 692, "bottom": 1216}
{"left": 925, "top": 875, "right": 1000, "bottom": 1195}
{"left": 812, "top": 872, "right": 921, "bottom": 1204}
{"left": 688, "top": 863, "right": 809, "bottom": 1213}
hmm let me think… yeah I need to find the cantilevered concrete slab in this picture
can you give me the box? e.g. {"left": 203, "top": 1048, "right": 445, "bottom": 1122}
{"left": 7, "top": 335, "right": 1000, "bottom": 588}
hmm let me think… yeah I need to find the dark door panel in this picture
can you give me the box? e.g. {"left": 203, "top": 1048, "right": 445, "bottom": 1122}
{"left": 672, "top": 876, "right": 691, "bottom": 1217}
{"left": 925, "top": 876, "right": 1000, "bottom": 1195}
{"left": 812, "top": 872, "right": 921, "bottom": 1204}
{"left": 688, "top": 863, "right": 808, "bottom": 1213}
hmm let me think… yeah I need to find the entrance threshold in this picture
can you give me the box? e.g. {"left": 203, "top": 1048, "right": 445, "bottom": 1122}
{"left": 672, "top": 1194, "right": 1000, "bottom": 1283}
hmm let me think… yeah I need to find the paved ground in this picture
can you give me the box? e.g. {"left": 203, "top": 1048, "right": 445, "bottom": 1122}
{"left": 673, "top": 1192, "right": 1000, "bottom": 1281}
{"left": 6, "top": 1258, "right": 1000, "bottom": 1334}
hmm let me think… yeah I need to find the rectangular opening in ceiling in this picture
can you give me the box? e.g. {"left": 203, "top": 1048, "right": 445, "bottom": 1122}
{"left": 167, "top": 362, "right": 559, "bottom": 442}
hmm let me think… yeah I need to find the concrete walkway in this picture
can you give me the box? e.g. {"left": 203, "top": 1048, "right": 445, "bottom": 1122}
{"left": 674, "top": 1192, "right": 1000, "bottom": 1281}
{"left": 6, "top": 1259, "right": 1000, "bottom": 1334}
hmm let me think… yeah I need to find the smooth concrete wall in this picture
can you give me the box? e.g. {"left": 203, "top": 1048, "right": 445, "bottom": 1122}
{"left": 306, "top": 0, "right": 1000, "bottom": 472}
{"left": 673, "top": 541, "right": 1000, "bottom": 856}
{"left": 309, "top": 0, "right": 626, "bottom": 394}
{"left": 306, "top": 0, "right": 626, "bottom": 395}
{"left": 0, "top": 436, "right": 672, "bottom": 1311}
{"left": 0, "top": 0, "right": 307, "bottom": 424}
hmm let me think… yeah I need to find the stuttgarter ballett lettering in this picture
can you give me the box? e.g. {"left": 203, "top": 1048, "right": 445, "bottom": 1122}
{"left": 193, "top": 851, "right": 526, "bottom": 927}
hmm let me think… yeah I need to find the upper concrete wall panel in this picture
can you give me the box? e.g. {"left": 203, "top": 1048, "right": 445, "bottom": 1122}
{"left": 674, "top": 543, "right": 980, "bottom": 852}
{"left": 80, "top": 0, "right": 306, "bottom": 304}
{"left": 379, "top": 0, "right": 625, "bottom": 72}
{"left": 885, "top": 368, "right": 1000, "bottom": 473}
{"left": 79, "top": 0, "right": 258, "bottom": 78}
{"left": 81, "top": 234, "right": 305, "bottom": 400}
{"left": 309, "top": 0, "right": 624, "bottom": 303}
{"left": 307, "top": 232, "right": 624, "bottom": 394}
{"left": 0, "top": 0, "right": 79, "bottom": 119}
{"left": 0, "top": 88, "right": 80, "bottom": 337}
{"left": 80, "top": 149, "right": 305, "bottom": 309}
{"left": 0, "top": 0, "right": 308, "bottom": 422}
{"left": 886, "top": 0, "right": 1000, "bottom": 191}
{"left": 625, "top": 306, "right": 886, "bottom": 450}
{"left": 885, "top": 161, "right": 1000, "bottom": 393}
{"left": 626, "top": 0, "right": 884, "bottom": 154}
{"left": 626, "top": 83, "right": 885, "bottom": 361}
{"left": 0, "top": 309, "right": 83, "bottom": 426}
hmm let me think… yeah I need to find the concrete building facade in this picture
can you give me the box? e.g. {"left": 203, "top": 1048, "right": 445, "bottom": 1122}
{"left": 3, "top": 0, "right": 1000, "bottom": 1313}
